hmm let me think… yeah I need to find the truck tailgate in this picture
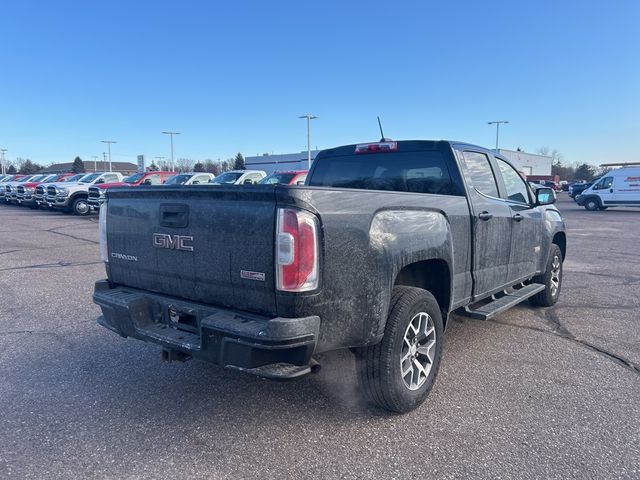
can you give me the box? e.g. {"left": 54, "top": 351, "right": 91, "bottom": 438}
{"left": 105, "top": 186, "right": 278, "bottom": 316}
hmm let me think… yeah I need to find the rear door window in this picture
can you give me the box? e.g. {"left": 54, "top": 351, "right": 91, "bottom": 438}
{"left": 194, "top": 175, "right": 211, "bottom": 184}
{"left": 308, "top": 151, "right": 460, "bottom": 195}
{"left": 145, "top": 174, "right": 162, "bottom": 185}
{"left": 102, "top": 174, "right": 120, "bottom": 183}
{"left": 461, "top": 151, "right": 499, "bottom": 197}
{"left": 496, "top": 159, "right": 531, "bottom": 204}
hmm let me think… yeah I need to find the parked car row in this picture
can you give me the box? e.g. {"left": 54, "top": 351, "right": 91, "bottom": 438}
{"left": 0, "top": 169, "right": 307, "bottom": 215}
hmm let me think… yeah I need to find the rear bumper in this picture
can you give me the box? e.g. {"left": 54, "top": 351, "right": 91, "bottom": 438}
{"left": 93, "top": 280, "right": 320, "bottom": 369}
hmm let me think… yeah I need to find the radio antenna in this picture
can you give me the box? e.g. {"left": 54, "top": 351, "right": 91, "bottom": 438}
{"left": 377, "top": 116, "right": 386, "bottom": 141}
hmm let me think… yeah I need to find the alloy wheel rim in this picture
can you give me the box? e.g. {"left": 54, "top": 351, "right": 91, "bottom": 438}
{"left": 550, "top": 255, "right": 561, "bottom": 297}
{"left": 400, "top": 312, "right": 436, "bottom": 391}
{"left": 76, "top": 200, "right": 89, "bottom": 215}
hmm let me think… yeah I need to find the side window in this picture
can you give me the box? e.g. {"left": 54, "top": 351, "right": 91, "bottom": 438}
{"left": 195, "top": 175, "right": 211, "bottom": 183}
{"left": 462, "top": 151, "right": 499, "bottom": 197}
{"left": 497, "top": 159, "right": 530, "bottom": 204}
{"left": 146, "top": 174, "right": 161, "bottom": 185}
{"left": 295, "top": 173, "right": 307, "bottom": 184}
{"left": 103, "top": 174, "right": 119, "bottom": 183}
{"left": 596, "top": 176, "right": 613, "bottom": 189}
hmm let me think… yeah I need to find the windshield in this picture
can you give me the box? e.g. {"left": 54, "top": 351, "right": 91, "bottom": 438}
{"left": 259, "top": 173, "right": 297, "bottom": 185}
{"left": 19, "top": 176, "right": 38, "bottom": 183}
{"left": 213, "top": 172, "right": 243, "bottom": 184}
{"left": 123, "top": 172, "right": 144, "bottom": 184}
{"left": 61, "top": 174, "right": 85, "bottom": 183}
{"left": 164, "top": 174, "right": 191, "bottom": 185}
{"left": 78, "top": 173, "right": 101, "bottom": 183}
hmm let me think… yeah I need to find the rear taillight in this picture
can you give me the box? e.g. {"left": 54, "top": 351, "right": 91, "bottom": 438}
{"left": 276, "top": 208, "right": 319, "bottom": 292}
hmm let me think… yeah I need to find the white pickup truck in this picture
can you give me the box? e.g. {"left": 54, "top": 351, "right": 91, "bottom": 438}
{"left": 46, "top": 171, "right": 124, "bottom": 215}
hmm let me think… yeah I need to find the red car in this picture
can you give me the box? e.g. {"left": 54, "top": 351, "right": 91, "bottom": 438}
{"left": 258, "top": 170, "right": 308, "bottom": 186}
{"left": 88, "top": 171, "right": 175, "bottom": 209}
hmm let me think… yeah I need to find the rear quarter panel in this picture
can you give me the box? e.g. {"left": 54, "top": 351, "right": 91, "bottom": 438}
{"left": 275, "top": 187, "right": 471, "bottom": 352}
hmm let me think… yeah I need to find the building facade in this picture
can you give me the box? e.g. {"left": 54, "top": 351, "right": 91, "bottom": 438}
{"left": 244, "top": 150, "right": 320, "bottom": 175}
{"left": 498, "top": 149, "right": 552, "bottom": 176}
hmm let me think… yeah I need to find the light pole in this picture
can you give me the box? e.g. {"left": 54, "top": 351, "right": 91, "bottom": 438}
{"left": 91, "top": 155, "right": 99, "bottom": 172}
{"left": 101, "top": 140, "right": 117, "bottom": 172}
{"left": 162, "top": 131, "right": 180, "bottom": 172}
{"left": 102, "top": 152, "right": 107, "bottom": 171}
{"left": 0, "top": 149, "right": 7, "bottom": 176}
{"left": 487, "top": 120, "right": 509, "bottom": 150}
{"left": 298, "top": 114, "right": 318, "bottom": 169}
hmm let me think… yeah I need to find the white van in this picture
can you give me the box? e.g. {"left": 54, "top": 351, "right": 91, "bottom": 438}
{"left": 577, "top": 166, "right": 640, "bottom": 211}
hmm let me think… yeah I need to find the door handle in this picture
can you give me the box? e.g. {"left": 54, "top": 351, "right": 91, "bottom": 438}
{"left": 513, "top": 213, "right": 524, "bottom": 222}
{"left": 478, "top": 211, "right": 493, "bottom": 221}
{"left": 609, "top": 188, "right": 613, "bottom": 193}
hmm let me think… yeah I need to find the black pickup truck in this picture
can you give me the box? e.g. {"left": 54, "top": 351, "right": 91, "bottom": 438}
{"left": 94, "top": 140, "right": 566, "bottom": 413}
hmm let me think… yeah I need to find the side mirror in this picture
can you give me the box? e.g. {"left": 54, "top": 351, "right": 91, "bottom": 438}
{"left": 296, "top": 181, "right": 305, "bottom": 185}
{"left": 243, "top": 179, "right": 253, "bottom": 184}
{"left": 192, "top": 181, "right": 199, "bottom": 185}
{"left": 536, "top": 187, "right": 556, "bottom": 206}
{"left": 142, "top": 179, "right": 152, "bottom": 185}
{"left": 95, "top": 179, "right": 104, "bottom": 184}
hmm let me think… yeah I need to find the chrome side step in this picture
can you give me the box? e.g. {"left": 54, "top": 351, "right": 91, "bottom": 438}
{"left": 460, "top": 283, "right": 546, "bottom": 320}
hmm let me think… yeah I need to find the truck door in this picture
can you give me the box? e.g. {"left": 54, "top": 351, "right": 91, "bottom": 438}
{"left": 459, "top": 150, "right": 513, "bottom": 299}
{"left": 495, "top": 157, "right": 543, "bottom": 282}
{"left": 592, "top": 176, "right": 615, "bottom": 206}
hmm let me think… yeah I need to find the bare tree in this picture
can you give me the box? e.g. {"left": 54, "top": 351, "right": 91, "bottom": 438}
{"left": 536, "top": 147, "right": 563, "bottom": 164}
{"left": 175, "top": 158, "right": 195, "bottom": 172}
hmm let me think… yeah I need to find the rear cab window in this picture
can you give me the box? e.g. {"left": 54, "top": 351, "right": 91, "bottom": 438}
{"left": 308, "top": 143, "right": 463, "bottom": 195}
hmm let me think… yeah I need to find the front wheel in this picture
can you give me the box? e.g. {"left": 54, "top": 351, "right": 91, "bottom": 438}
{"left": 71, "top": 197, "right": 90, "bottom": 216}
{"left": 530, "top": 244, "right": 563, "bottom": 307}
{"left": 356, "top": 286, "right": 444, "bottom": 413}
{"left": 584, "top": 198, "right": 600, "bottom": 211}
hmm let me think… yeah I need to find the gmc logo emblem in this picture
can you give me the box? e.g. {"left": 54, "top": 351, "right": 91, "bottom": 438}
{"left": 153, "top": 233, "right": 194, "bottom": 252}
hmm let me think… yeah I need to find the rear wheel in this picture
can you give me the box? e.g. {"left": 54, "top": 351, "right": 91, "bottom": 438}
{"left": 530, "top": 244, "right": 563, "bottom": 307}
{"left": 71, "top": 197, "right": 90, "bottom": 216}
{"left": 584, "top": 198, "right": 600, "bottom": 211}
{"left": 356, "top": 286, "right": 443, "bottom": 413}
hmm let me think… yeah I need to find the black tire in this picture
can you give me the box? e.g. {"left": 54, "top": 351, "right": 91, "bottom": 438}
{"left": 530, "top": 244, "right": 563, "bottom": 307}
{"left": 71, "top": 197, "right": 90, "bottom": 216}
{"left": 599, "top": 206, "right": 608, "bottom": 210}
{"left": 356, "top": 286, "right": 444, "bottom": 413}
{"left": 584, "top": 197, "right": 600, "bottom": 211}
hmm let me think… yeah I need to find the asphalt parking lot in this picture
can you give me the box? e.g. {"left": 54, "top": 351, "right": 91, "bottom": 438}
{"left": 1, "top": 196, "right": 638, "bottom": 479}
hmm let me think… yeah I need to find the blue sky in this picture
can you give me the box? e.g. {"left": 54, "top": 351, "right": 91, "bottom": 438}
{"left": 1, "top": 0, "right": 638, "bottom": 167}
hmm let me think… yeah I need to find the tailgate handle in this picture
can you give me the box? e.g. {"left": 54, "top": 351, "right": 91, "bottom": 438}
{"left": 160, "top": 204, "right": 189, "bottom": 228}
